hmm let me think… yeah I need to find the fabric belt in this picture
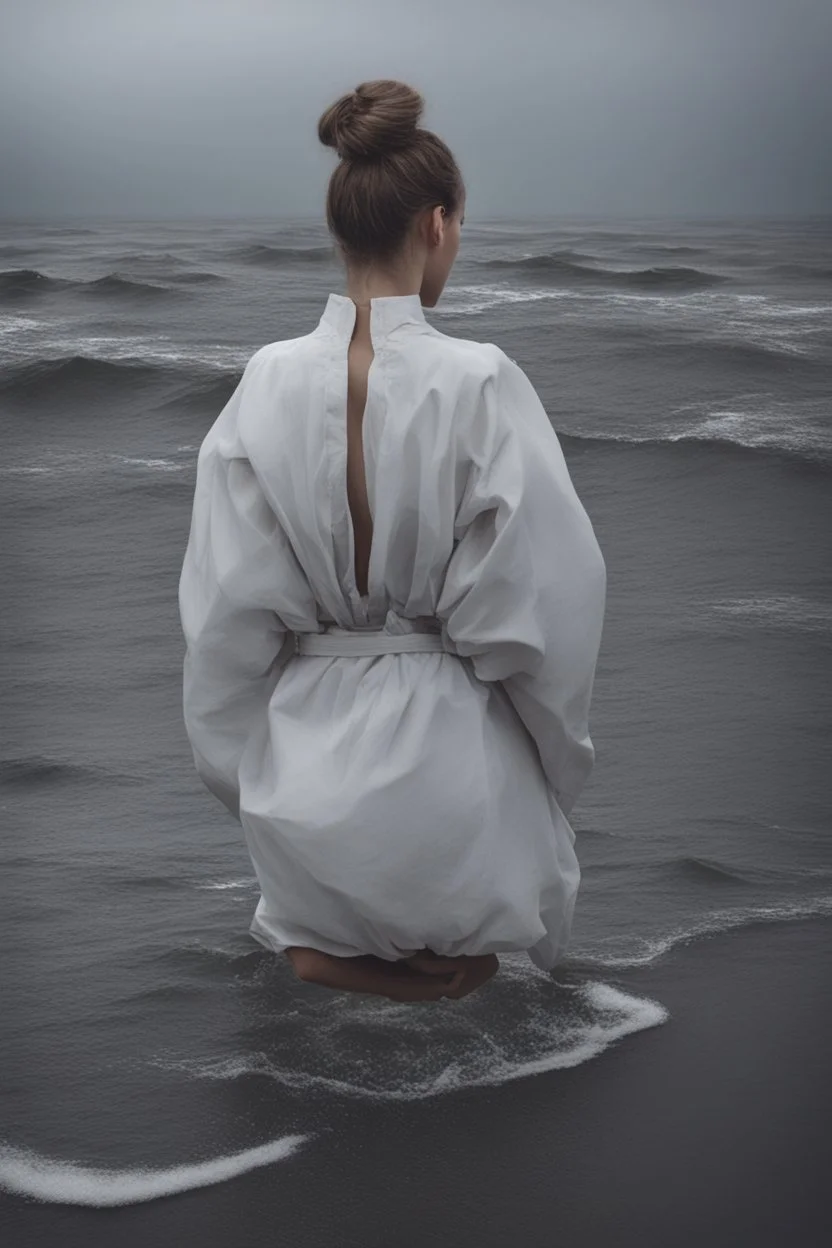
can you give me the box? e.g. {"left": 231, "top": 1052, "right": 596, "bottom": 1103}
{"left": 294, "top": 626, "right": 451, "bottom": 657}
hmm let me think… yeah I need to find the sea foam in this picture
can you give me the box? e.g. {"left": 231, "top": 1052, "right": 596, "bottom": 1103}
{"left": 146, "top": 972, "right": 669, "bottom": 1101}
{"left": 0, "top": 1133, "right": 310, "bottom": 1206}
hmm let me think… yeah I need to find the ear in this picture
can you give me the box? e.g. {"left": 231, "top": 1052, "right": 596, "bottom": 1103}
{"left": 434, "top": 204, "right": 446, "bottom": 244}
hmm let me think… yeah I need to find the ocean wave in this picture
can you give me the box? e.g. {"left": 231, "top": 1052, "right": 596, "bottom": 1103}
{"left": 3, "top": 408, "right": 827, "bottom": 485}
{"left": 585, "top": 854, "right": 752, "bottom": 885}
{"left": 146, "top": 973, "right": 668, "bottom": 1100}
{"left": 101, "top": 250, "right": 198, "bottom": 268}
{"left": 67, "top": 335, "right": 246, "bottom": 368}
{"left": 707, "top": 594, "right": 832, "bottom": 633}
{"left": 36, "top": 226, "right": 98, "bottom": 236}
{"left": 487, "top": 247, "right": 602, "bottom": 265}
{"left": 154, "top": 943, "right": 267, "bottom": 977}
{"left": 0, "top": 268, "right": 74, "bottom": 297}
{"left": 0, "top": 349, "right": 244, "bottom": 407}
{"left": 632, "top": 243, "right": 707, "bottom": 256}
{"left": 673, "top": 855, "right": 748, "bottom": 884}
{"left": 0, "top": 446, "right": 199, "bottom": 481}
{"left": 0, "top": 354, "right": 176, "bottom": 403}
{"left": 434, "top": 284, "right": 573, "bottom": 316}
{"left": 552, "top": 229, "right": 662, "bottom": 243}
{"left": 0, "top": 754, "right": 148, "bottom": 789}
{"left": 439, "top": 283, "right": 832, "bottom": 360}
{"left": 585, "top": 854, "right": 830, "bottom": 887}
{"left": 567, "top": 397, "right": 832, "bottom": 468}
{"left": 1, "top": 332, "right": 249, "bottom": 371}
{"left": 191, "top": 876, "right": 259, "bottom": 891}
{"left": 0, "top": 266, "right": 221, "bottom": 303}
{"left": 86, "top": 255, "right": 225, "bottom": 287}
{"left": 607, "top": 328, "right": 827, "bottom": 369}
{"left": 0, "top": 268, "right": 169, "bottom": 300}
{"left": 0, "top": 1134, "right": 310, "bottom": 1206}
{"left": 477, "top": 253, "right": 726, "bottom": 290}
{"left": 562, "top": 429, "right": 831, "bottom": 470}
{"left": 115, "top": 455, "right": 185, "bottom": 472}
{"left": 565, "top": 894, "right": 832, "bottom": 970}
{"left": 163, "top": 270, "right": 225, "bottom": 285}
{"left": 79, "top": 274, "right": 172, "bottom": 298}
{"left": 228, "top": 243, "right": 336, "bottom": 266}
{"left": 0, "top": 313, "right": 50, "bottom": 335}
{"left": 662, "top": 398, "right": 832, "bottom": 461}
{"left": 0, "top": 342, "right": 244, "bottom": 426}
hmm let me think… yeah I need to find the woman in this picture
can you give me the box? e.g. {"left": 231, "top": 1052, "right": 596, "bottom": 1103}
{"left": 178, "top": 79, "right": 607, "bottom": 1004}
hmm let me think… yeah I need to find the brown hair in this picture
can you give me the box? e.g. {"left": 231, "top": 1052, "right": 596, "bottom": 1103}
{"left": 317, "top": 79, "right": 465, "bottom": 267}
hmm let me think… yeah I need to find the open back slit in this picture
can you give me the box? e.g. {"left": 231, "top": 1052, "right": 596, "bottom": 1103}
{"left": 345, "top": 337, "right": 375, "bottom": 600}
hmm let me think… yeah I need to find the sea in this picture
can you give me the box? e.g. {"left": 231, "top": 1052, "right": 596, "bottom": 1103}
{"left": 0, "top": 215, "right": 830, "bottom": 1222}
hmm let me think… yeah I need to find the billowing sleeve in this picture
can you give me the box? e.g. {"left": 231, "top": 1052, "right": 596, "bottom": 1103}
{"left": 178, "top": 350, "right": 293, "bottom": 821}
{"left": 435, "top": 348, "right": 607, "bottom": 819}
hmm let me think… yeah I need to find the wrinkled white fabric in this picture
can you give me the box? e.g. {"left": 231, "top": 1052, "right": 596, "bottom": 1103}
{"left": 178, "top": 292, "right": 606, "bottom": 971}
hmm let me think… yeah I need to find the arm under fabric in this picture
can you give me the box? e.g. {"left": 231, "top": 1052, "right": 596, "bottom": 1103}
{"left": 436, "top": 349, "right": 607, "bottom": 819}
{"left": 178, "top": 352, "right": 292, "bottom": 821}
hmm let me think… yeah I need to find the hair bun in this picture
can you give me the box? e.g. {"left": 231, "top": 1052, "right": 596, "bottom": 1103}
{"left": 318, "top": 79, "right": 424, "bottom": 162}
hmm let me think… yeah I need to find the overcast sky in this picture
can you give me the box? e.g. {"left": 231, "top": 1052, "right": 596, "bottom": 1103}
{"left": 1, "top": 0, "right": 830, "bottom": 221}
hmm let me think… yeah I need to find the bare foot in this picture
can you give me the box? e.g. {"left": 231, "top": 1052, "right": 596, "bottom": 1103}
{"left": 404, "top": 949, "right": 500, "bottom": 998}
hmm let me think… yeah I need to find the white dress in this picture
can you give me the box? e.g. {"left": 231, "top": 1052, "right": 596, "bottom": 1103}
{"left": 178, "top": 292, "right": 607, "bottom": 971}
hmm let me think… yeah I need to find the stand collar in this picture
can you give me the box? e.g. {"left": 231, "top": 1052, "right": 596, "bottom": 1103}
{"left": 319, "top": 292, "right": 428, "bottom": 345}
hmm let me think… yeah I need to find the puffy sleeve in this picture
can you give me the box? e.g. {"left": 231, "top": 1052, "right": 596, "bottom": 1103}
{"left": 435, "top": 348, "right": 607, "bottom": 819}
{"left": 178, "top": 350, "right": 294, "bottom": 821}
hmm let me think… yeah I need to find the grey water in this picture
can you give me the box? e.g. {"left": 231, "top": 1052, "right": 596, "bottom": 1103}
{"left": 1, "top": 214, "right": 831, "bottom": 1206}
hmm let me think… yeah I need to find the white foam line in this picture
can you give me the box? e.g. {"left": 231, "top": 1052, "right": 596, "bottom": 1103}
{"left": 148, "top": 978, "right": 669, "bottom": 1099}
{"left": 192, "top": 876, "right": 258, "bottom": 891}
{"left": 0, "top": 1133, "right": 310, "bottom": 1206}
{"left": 436, "top": 284, "right": 579, "bottom": 315}
{"left": 568, "top": 895, "right": 832, "bottom": 969}
{"left": 459, "top": 983, "right": 669, "bottom": 1083}
{"left": 112, "top": 456, "right": 185, "bottom": 472}
{"left": 0, "top": 315, "right": 51, "bottom": 334}
{"left": 5, "top": 335, "right": 251, "bottom": 370}
{"left": 708, "top": 594, "right": 832, "bottom": 631}
{"left": 2, "top": 449, "right": 195, "bottom": 479}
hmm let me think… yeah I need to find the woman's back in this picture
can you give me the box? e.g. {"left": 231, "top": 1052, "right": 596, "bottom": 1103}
{"left": 178, "top": 291, "right": 606, "bottom": 973}
{"left": 234, "top": 293, "right": 493, "bottom": 629}
{"left": 178, "top": 78, "right": 605, "bottom": 994}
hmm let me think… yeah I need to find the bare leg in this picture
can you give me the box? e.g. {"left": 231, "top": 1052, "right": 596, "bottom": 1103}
{"left": 285, "top": 945, "right": 499, "bottom": 1002}
{"left": 285, "top": 946, "right": 457, "bottom": 1001}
